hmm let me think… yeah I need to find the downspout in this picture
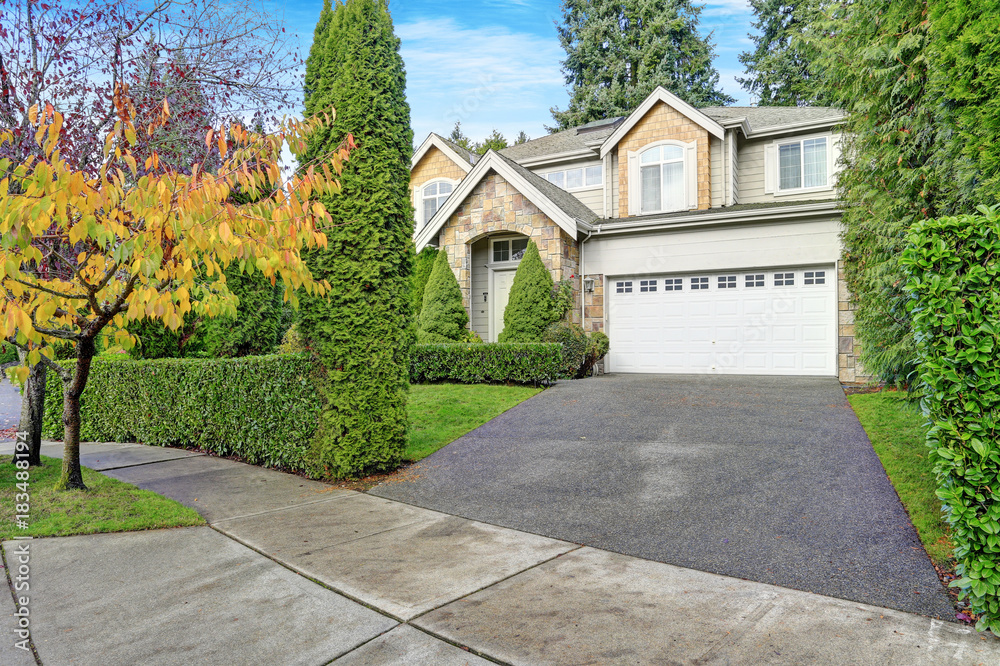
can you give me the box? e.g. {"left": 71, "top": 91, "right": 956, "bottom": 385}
{"left": 578, "top": 225, "right": 596, "bottom": 326}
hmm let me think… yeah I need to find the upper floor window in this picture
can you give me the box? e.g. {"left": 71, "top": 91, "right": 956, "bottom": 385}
{"left": 777, "top": 137, "right": 828, "bottom": 191}
{"left": 639, "top": 144, "right": 686, "bottom": 214}
{"left": 545, "top": 165, "right": 602, "bottom": 191}
{"left": 422, "top": 181, "right": 453, "bottom": 224}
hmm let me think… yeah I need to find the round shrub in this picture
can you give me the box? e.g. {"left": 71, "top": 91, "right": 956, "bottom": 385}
{"left": 542, "top": 323, "right": 611, "bottom": 378}
{"left": 417, "top": 250, "right": 469, "bottom": 343}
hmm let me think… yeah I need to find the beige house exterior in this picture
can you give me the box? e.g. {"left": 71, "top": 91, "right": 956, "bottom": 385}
{"left": 410, "top": 87, "right": 867, "bottom": 382}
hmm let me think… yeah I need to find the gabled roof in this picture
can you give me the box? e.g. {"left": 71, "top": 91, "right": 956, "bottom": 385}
{"left": 411, "top": 133, "right": 476, "bottom": 173}
{"left": 600, "top": 87, "right": 725, "bottom": 158}
{"left": 413, "top": 150, "right": 598, "bottom": 251}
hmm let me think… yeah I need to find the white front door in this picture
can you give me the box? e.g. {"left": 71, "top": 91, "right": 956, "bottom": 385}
{"left": 607, "top": 265, "right": 837, "bottom": 376}
{"left": 491, "top": 270, "right": 517, "bottom": 341}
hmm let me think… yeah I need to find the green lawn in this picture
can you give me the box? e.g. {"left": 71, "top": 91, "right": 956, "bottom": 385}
{"left": 0, "top": 456, "right": 204, "bottom": 541}
{"left": 849, "top": 391, "right": 953, "bottom": 565}
{"left": 407, "top": 383, "right": 542, "bottom": 461}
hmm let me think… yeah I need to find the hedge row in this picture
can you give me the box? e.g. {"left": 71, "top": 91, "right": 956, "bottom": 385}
{"left": 42, "top": 354, "right": 321, "bottom": 474}
{"left": 409, "top": 343, "right": 562, "bottom": 385}
{"left": 901, "top": 205, "right": 1000, "bottom": 634}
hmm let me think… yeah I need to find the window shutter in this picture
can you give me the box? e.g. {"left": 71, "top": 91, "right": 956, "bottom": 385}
{"left": 627, "top": 153, "right": 639, "bottom": 216}
{"left": 685, "top": 142, "right": 698, "bottom": 209}
{"left": 413, "top": 185, "right": 422, "bottom": 225}
{"left": 764, "top": 144, "right": 776, "bottom": 194}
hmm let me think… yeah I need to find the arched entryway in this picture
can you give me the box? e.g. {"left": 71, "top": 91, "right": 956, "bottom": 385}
{"left": 469, "top": 233, "right": 530, "bottom": 342}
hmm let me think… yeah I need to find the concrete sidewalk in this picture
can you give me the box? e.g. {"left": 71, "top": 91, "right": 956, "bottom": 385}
{"left": 3, "top": 442, "right": 998, "bottom": 665}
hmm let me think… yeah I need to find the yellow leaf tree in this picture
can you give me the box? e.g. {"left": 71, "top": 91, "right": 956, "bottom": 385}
{"left": 0, "top": 91, "right": 348, "bottom": 490}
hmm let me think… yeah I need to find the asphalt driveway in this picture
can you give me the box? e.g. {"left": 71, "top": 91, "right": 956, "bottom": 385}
{"left": 373, "top": 374, "right": 955, "bottom": 619}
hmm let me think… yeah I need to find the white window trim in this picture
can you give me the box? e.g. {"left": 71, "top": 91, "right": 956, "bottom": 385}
{"left": 626, "top": 139, "right": 698, "bottom": 216}
{"left": 766, "top": 133, "right": 836, "bottom": 197}
{"left": 488, "top": 235, "right": 530, "bottom": 267}
{"left": 414, "top": 177, "right": 459, "bottom": 227}
{"left": 539, "top": 164, "right": 603, "bottom": 192}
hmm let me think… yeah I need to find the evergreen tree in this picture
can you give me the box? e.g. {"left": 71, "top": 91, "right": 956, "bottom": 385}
{"left": 411, "top": 246, "right": 439, "bottom": 319}
{"left": 474, "top": 129, "right": 508, "bottom": 155}
{"left": 550, "top": 0, "right": 734, "bottom": 130}
{"left": 929, "top": 0, "right": 1000, "bottom": 208}
{"left": 810, "top": 0, "right": 940, "bottom": 382}
{"left": 737, "top": 0, "right": 826, "bottom": 106}
{"left": 514, "top": 131, "right": 530, "bottom": 145}
{"left": 498, "top": 242, "right": 559, "bottom": 343}
{"left": 417, "top": 251, "right": 469, "bottom": 343}
{"left": 202, "top": 269, "right": 285, "bottom": 357}
{"left": 448, "top": 121, "right": 474, "bottom": 152}
{"left": 298, "top": 0, "right": 414, "bottom": 478}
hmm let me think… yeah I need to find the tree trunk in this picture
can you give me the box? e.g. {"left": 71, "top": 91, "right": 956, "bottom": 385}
{"left": 16, "top": 357, "right": 47, "bottom": 467}
{"left": 57, "top": 338, "right": 95, "bottom": 491}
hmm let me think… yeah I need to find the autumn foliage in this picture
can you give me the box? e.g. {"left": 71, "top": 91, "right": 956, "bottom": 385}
{"left": 0, "top": 90, "right": 349, "bottom": 489}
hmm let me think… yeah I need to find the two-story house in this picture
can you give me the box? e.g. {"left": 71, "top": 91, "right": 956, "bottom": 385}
{"left": 410, "top": 87, "right": 863, "bottom": 382}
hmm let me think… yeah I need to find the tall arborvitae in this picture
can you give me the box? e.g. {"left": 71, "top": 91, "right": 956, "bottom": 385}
{"left": 737, "top": 0, "right": 826, "bottom": 106}
{"left": 498, "top": 242, "right": 558, "bottom": 343}
{"left": 550, "top": 0, "right": 734, "bottom": 131}
{"left": 810, "top": 0, "right": 939, "bottom": 383}
{"left": 298, "top": 0, "right": 414, "bottom": 478}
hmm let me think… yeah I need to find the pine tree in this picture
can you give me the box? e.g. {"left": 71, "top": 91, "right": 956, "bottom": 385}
{"left": 448, "top": 121, "right": 474, "bottom": 152}
{"left": 298, "top": 0, "right": 414, "bottom": 478}
{"left": 498, "top": 242, "right": 558, "bottom": 343}
{"left": 514, "top": 131, "right": 530, "bottom": 145}
{"left": 474, "top": 129, "right": 508, "bottom": 155}
{"left": 550, "top": 0, "right": 734, "bottom": 130}
{"left": 417, "top": 251, "right": 469, "bottom": 343}
{"left": 737, "top": 0, "right": 826, "bottom": 106}
{"left": 411, "top": 246, "right": 439, "bottom": 319}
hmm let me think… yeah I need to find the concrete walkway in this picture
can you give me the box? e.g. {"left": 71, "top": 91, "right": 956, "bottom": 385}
{"left": 2, "top": 441, "right": 998, "bottom": 665}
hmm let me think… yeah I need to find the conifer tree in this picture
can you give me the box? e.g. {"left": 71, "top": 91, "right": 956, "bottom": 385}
{"left": 411, "top": 246, "right": 439, "bottom": 319}
{"left": 298, "top": 0, "right": 414, "bottom": 477}
{"left": 499, "top": 242, "right": 559, "bottom": 343}
{"left": 417, "top": 251, "right": 469, "bottom": 343}
{"left": 737, "top": 0, "right": 826, "bottom": 106}
{"left": 550, "top": 0, "right": 734, "bottom": 130}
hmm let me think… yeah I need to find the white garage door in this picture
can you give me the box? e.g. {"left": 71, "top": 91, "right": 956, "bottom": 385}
{"left": 607, "top": 266, "right": 837, "bottom": 376}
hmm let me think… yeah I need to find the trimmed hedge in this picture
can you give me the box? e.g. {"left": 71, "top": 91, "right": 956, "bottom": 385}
{"left": 42, "top": 355, "right": 321, "bottom": 474}
{"left": 410, "top": 343, "right": 562, "bottom": 385}
{"left": 901, "top": 205, "right": 1000, "bottom": 634}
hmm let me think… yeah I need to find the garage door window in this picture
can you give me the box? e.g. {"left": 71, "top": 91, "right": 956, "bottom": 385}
{"left": 640, "top": 279, "right": 657, "bottom": 292}
{"left": 804, "top": 270, "right": 826, "bottom": 285}
{"left": 616, "top": 281, "right": 633, "bottom": 293}
{"left": 664, "top": 278, "right": 683, "bottom": 291}
{"left": 774, "top": 272, "right": 795, "bottom": 286}
{"left": 691, "top": 277, "right": 709, "bottom": 290}
{"left": 718, "top": 275, "right": 737, "bottom": 289}
{"left": 745, "top": 274, "right": 765, "bottom": 288}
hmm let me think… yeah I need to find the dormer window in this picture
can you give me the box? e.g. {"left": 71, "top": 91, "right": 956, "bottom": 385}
{"left": 778, "top": 137, "right": 828, "bottom": 191}
{"left": 627, "top": 140, "right": 696, "bottom": 216}
{"left": 422, "top": 181, "right": 454, "bottom": 224}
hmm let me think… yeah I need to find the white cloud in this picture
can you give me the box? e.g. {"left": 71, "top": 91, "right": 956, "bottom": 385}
{"left": 397, "top": 18, "right": 567, "bottom": 143}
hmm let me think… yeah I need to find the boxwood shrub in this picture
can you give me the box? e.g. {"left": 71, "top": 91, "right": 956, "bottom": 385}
{"left": 410, "top": 343, "right": 561, "bottom": 385}
{"left": 901, "top": 205, "right": 1000, "bottom": 634}
{"left": 42, "top": 354, "right": 321, "bottom": 474}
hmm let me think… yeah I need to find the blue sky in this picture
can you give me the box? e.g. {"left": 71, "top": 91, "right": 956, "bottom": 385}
{"left": 280, "top": 1, "right": 756, "bottom": 145}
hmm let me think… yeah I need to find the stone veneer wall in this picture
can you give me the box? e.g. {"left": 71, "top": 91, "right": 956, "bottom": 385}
{"left": 438, "top": 172, "right": 580, "bottom": 325}
{"left": 616, "top": 101, "right": 711, "bottom": 218}
{"left": 582, "top": 274, "right": 605, "bottom": 333}
{"left": 838, "top": 261, "right": 870, "bottom": 383}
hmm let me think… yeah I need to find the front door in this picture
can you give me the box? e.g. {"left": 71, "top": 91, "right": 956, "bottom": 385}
{"left": 492, "top": 269, "right": 517, "bottom": 341}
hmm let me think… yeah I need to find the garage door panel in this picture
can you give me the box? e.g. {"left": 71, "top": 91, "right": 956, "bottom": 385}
{"left": 608, "top": 265, "right": 836, "bottom": 376}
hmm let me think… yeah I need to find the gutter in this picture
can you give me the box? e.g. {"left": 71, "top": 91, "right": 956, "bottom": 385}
{"left": 590, "top": 202, "right": 842, "bottom": 237}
